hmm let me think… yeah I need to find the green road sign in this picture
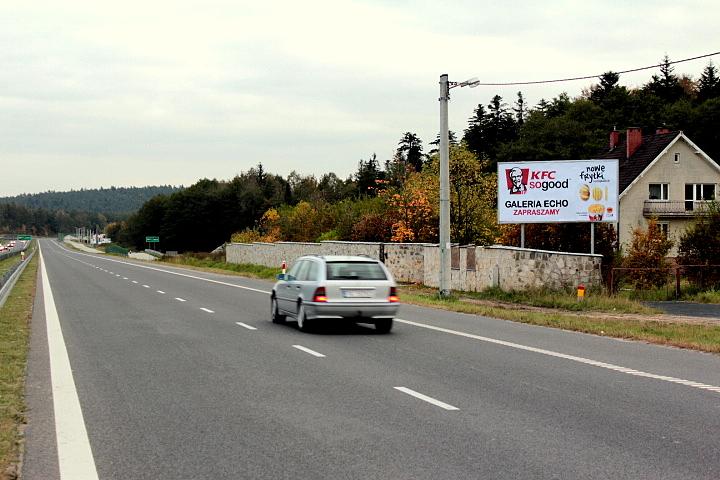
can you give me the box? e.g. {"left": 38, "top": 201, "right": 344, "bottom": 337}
{"left": 145, "top": 236, "right": 160, "bottom": 243}
{"left": 18, "top": 235, "right": 32, "bottom": 241}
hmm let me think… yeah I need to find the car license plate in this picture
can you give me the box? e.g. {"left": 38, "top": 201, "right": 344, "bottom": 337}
{"left": 342, "top": 289, "right": 373, "bottom": 298}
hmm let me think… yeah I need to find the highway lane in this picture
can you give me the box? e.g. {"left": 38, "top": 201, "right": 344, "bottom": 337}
{"left": 23, "top": 239, "right": 720, "bottom": 479}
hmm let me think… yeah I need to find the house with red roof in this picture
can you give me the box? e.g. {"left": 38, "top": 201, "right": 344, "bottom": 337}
{"left": 595, "top": 128, "right": 720, "bottom": 255}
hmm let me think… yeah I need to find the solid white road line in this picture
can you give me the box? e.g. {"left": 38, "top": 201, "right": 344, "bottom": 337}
{"left": 200, "top": 307, "right": 214, "bottom": 313}
{"left": 395, "top": 318, "right": 720, "bottom": 394}
{"left": 394, "top": 387, "right": 460, "bottom": 411}
{"left": 157, "top": 290, "right": 166, "bottom": 294}
{"left": 175, "top": 297, "right": 186, "bottom": 302}
{"left": 235, "top": 322, "right": 257, "bottom": 330}
{"left": 39, "top": 246, "right": 99, "bottom": 479}
{"left": 292, "top": 345, "right": 326, "bottom": 358}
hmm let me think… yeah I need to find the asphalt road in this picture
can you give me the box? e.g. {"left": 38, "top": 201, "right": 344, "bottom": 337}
{"left": 23, "top": 239, "right": 720, "bottom": 479}
{"left": 647, "top": 301, "right": 720, "bottom": 320}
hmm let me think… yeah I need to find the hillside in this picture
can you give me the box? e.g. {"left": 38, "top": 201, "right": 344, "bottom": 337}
{"left": 0, "top": 185, "right": 184, "bottom": 215}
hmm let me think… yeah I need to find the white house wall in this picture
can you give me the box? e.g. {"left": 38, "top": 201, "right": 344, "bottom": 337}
{"left": 619, "top": 137, "right": 720, "bottom": 255}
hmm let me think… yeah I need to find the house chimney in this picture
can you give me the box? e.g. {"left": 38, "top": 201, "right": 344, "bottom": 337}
{"left": 626, "top": 127, "right": 642, "bottom": 158}
{"left": 609, "top": 129, "right": 620, "bottom": 150}
{"left": 656, "top": 127, "right": 671, "bottom": 135}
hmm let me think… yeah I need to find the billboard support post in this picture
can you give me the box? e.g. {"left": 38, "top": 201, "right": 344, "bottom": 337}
{"left": 590, "top": 223, "right": 595, "bottom": 255}
{"left": 520, "top": 224, "right": 525, "bottom": 249}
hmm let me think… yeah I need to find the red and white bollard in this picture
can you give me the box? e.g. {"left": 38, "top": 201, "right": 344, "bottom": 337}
{"left": 281, "top": 260, "right": 287, "bottom": 275}
{"left": 577, "top": 284, "right": 586, "bottom": 302}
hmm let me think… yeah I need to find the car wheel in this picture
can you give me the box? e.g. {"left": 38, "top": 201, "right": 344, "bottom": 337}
{"left": 375, "top": 319, "right": 393, "bottom": 334}
{"left": 271, "top": 296, "right": 286, "bottom": 324}
{"left": 297, "top": 303, "right": 311, "bottom": 332}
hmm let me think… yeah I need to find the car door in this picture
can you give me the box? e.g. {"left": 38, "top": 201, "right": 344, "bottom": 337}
{"left": 277, "top": 260, "right": 305, "bottom": 314}
{"left": 291, "top": 260, "right": 314, "bottom": 317}
{"left": 299, "top": 259, "right": 321, "bottom": 307}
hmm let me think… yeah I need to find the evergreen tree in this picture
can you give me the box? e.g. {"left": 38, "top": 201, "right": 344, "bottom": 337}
{"left": 590, "top": 71, "right": 620, "bottom": 104}
{"left": 428, "top": 130, "right": 458, "bottom": 156}
{"left": 396, "top": 132, "right": 425, "bottom": 172}
{"left": 463, "top": 103, "right": 488, "bottom": 159}
{"left": 485, "top": 95, "right": 518, "bottom": 169}
{"left": 355, "top": 154, "right": 384, "bottom": 196}
{"left": 513, "top": 91, "right": 526, "bottom": 126}
{"left": 644, "top": 55, "right": 685, "bottom": 103}
{"left": 698, "top": 61, "right": 720, "bottom": 103}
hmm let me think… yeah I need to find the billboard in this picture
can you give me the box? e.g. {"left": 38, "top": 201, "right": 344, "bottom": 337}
{"left": 497, "top": 159, "right": 619, "bottom": 224}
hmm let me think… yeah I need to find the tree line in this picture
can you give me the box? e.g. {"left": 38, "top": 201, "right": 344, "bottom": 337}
{"left": 107, "top": 57, "right": 720, "bottom": 257}
{"left": 0, "top": 185, "right": 183, "bottom": 215}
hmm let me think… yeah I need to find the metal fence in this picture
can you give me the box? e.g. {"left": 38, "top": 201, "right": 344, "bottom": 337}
{"left": 610, "top": 265, "right": 720, "bottom": 299}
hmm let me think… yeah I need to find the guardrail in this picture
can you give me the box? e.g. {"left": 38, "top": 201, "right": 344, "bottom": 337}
{"left": 0, "top": 247, "right": 36, "bottom": 309}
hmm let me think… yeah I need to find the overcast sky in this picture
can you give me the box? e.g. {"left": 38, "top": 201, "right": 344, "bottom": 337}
{"left": 1, "top": 0, "right": 717, "bottom": 196}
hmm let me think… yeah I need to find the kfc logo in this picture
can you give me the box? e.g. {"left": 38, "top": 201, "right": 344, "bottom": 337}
{"left": 505, "top": 167, "right": 529, "bottom": 194}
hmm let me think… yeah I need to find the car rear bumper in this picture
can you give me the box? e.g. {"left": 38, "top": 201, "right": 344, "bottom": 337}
{"left": 304, "top": 301, "right": 399, "bottom": 320}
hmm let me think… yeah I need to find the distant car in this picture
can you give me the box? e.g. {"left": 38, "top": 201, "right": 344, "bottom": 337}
{"left": 270, "top": 255, "right": 400, "bottom": 333}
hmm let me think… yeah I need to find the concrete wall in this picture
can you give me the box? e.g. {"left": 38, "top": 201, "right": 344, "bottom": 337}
{"left": 227, "top": 241, "right": 602, "bottom": 291}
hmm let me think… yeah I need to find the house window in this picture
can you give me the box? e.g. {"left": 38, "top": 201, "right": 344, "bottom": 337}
{"left": 674, "top": 153, "right": 680, "bottom": 164}
{"left": 656, "top": 222, "right": 669, "bottom": 238}
{"left": 685, "top": 183, "right": 716, "bottom": 210}
{"left": 648, "top": 183, "right": 668, "bottom": 200}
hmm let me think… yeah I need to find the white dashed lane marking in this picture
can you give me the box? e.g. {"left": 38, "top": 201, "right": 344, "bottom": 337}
{"left": 175, "top": 297, "right": 186, "bottom": 302}
{"left": 200, "top": 308, "right": 214, "bottom": 313}
{"left": 292, "top": 345, "right": 326, "bottom": 358}
{"left": 394, "top": 387, "right": 459, "bottom": 411}
{"left": 235, "top": 322, "right": 257, "bottom": 330}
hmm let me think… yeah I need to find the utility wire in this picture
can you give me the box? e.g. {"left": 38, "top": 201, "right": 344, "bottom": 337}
{"left": 474, "top": 51, "right": 720, "bottom": 86}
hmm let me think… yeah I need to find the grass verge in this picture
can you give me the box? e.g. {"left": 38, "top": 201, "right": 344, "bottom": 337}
{"left": 0, "top": 257, "right": 22, "bottom": 277}
{"left": 460, "top": 286, "right": 658, "bottom": 314}
{"left": 0, "top": 253, "right": 38, "bottom": 479}
{"left": 160, "top": 255, "right": 280, "bottom": 280}
{"left": 399, "top": 285, "right": 720, "bottom": 354}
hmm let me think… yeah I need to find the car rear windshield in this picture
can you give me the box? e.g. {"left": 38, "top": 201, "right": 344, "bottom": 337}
{"left": 326, "top": 261, "right": 387, "bottom": 280}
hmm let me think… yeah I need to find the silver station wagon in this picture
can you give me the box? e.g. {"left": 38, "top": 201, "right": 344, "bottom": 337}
{"left": 270, "top": 255, "right": 400, "bottom": 333}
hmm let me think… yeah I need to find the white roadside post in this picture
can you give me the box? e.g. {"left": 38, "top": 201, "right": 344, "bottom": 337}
{"left": 438, "top": 74, "right": 479, "bottom": 297}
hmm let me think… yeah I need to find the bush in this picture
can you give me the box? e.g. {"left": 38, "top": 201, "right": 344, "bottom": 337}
{"left": 677, "top": 201, "right": 720, "bottom": 288}
{"left": 623, "top": 218, "right": 673, "bottom": 289}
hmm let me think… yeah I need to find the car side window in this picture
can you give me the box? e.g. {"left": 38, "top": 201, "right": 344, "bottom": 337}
{"left": 287, "top": 260, "right": 304, "bottom": 279}
{"left": 306, "top": 261, "right": 320, "bottom": 281}
{"left": 295, "top": 261, "right": 311, "bottom": 281}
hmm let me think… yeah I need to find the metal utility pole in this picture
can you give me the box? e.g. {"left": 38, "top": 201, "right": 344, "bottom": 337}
{"left": 439, "top": 74, "right": 451, "bottom": 297}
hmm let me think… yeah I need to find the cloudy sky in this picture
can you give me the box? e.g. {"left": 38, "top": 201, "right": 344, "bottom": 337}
{"left": 1, "top": 0, "right": 717, "bottom": 196}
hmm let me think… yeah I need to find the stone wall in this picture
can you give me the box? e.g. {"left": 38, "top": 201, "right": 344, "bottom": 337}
{"left": 423, "top": 245, "right": 601, "bottom": 291}
{"left": 226, "top": 241, "right": 602, "bottom": 291}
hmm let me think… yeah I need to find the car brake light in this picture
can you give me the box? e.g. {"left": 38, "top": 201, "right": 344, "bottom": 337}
{"left": 313, "top": 287, "right": 328, "bottom": 303}
{"left": 388, "top": 287, "right": 399, "bottom": 303}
